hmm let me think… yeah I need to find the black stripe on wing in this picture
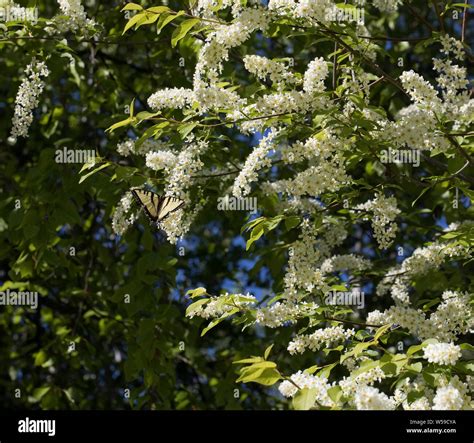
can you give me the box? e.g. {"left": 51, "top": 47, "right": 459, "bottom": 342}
{"left": 157, "top": 196, "right": 185, "bottom": 222}
{"left": 131, "top": 189, "right": 159, "bottom": 223}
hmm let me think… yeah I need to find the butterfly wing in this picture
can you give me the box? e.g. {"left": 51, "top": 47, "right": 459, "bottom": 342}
{"left": 131, "top": 189, "right": 160, "bottom": 223}
{"left": 131, "top": 188, "right": 185, "bottom": 225}
{"left": 156, "top": 196, "right": 185, "bottom": 222}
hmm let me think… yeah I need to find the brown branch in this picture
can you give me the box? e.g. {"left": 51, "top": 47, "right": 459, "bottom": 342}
{"left": 420, "top": 153, "right": 474, "bottom": 186}
{"left": 432, "top": 0, "right": 446, "bottom": 33}
{"left": 404, "top": 1, "right": 435, "bottom": 32}
{"left": 462, "top": 2, "right": 469, "bottom": 42}
{"left": 314, "top": 20, "right": 410, "bottom": 100}
{"left": 324, "top": 316, "right": 382, "bottom": 329}
{"left": 446, "top": 134, "right": 474, "bottom": 167}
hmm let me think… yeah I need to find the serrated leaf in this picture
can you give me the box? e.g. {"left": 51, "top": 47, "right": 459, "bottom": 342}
{"left": 171, "top": 18, "right": 200, "bottom": 47}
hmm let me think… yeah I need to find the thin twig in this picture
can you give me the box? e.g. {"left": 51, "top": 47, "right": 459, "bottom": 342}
{"left": 404, "top": 1, "right": 435, "bottom": 32}
{"left": 462, "top": 2, "right": 469, "bottom": 42}
{"left": 432, "top": 0, "right": 446, "bottom": 33}
{"left": 324, "top": 316, "right": 381, "bottom": 329}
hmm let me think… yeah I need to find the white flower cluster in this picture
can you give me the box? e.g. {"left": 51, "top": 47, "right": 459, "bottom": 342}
{"left": 440, "top": 35, "right": 465, "bottom": 60}
{"left": 165, "top": 140, "right": 208, "bottom": 203}
{"left": 423, "top": 342, "right": 462, "bottom": 366}
{"left": 278, "top": 371, "right": 334, "bottom": 408}
{"left": 288, "top": 326, "right": 355, "bottom": 355}
{"left": 255, "top": 301, "right": 318, "bottom": 328}
{"left": 158, "top": 140, "right": 208, "bottom": 243}
{"left": 284, "top": 220, "right": 323, "bottom": 297}
{"left": 186, "top": 293, "right": 256, "bottom": 320}
{"left": 268, "top": 0, "right": 338, "bottom": 24}
{"left": 113, "top": 137, "right": 206, "bottom": 241}
{"left": 147, "top": 87, "right": 193, "bottom": 112}
{"left": 339, "top": 366, "right": 386, "bottom": 396}
{"left": 354, "top": 386, "right": 396, "bottom": 410}
{"left": 283, "top": 217, "right": 349, "bottom": 299}
{"left": 232, "top": 129, "right": 279, "bottom": 198}
{"left": 432, "top": 377, "right": 471, "bottom": 410}
{"left": 243, "top": 55, "right": 299, "bottom": 89}
{"left": 269, "top": 133, "right": 350, "bottom": 199}
{"left": 145, "top": 150, "right": 177, "bottom": 174}
{"left": 194, "top": 7, "right": 270, "bottom": 88}
{"left": 116, "top": 138, "right": 169, "bottom": 157}
{"left": 159, "top": 203, "right": 201, "bottom": 245}
{"left": 433, "top": 385, "right": 464, "bottom": 410}
{"left": 10, "top": 60, "right": 50, "bottom": 139}
{"left": 376, "top": 239, "right": 470, "bottom": 304}
{"left": 355, "top": 193, "right": 400, "bottom": 249}
{"left": 400, "top": 70, "right": 440, "bottom": 108}
{"left": 55, "top": 0, "right": 96, "bottom": 32}
{"left": 367, "top": 291, "right": 473, "bottom": 341}
{"left": 376, "top": 38, "right": 472, "bottom": 152}
{"left": 372, "top": 0, "right": 401, "bottom": 13}
{"left": 193, "top": 0, "right": 248, "bottom": 18}
{"left": 111, "top": 192, "right": 137, "bottom": 236}
{"left": 230, "top": 59, "right": 330, "bottom": 134}
{"left": 320, "top": 254, "right": 371, "bottom": 275}
{"left": 303, "top": 57, "right": 329, "bottom": 94}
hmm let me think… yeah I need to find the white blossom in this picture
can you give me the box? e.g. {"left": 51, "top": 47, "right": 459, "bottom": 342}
{"left": 278, "top": 371, "right": 334, "bottom": 408}
{"left": 423, "top": 343, "right": 462, "bottom": 366}
{"left": 111, "top": 192, "right": 137, "bottom": 236}
{"left": 232, "top": 129, "right": 279, "bottom": 198}
{"left": 288, "top": 326, "right": 355, "bottom": 354}
{"left": 10, "top": 60, "right": 49, "bottom": 139}
{"left": 303, "top": 57, "right": 329, "bottom": 94}
{"left": 355, "top": 193, "right": 400, "bottom": 250}
{"left": 354, "top": 386, "right": 396, "bottom": 410}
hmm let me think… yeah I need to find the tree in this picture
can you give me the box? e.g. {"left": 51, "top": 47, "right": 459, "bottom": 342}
{"left": 1, "top": 0, "right": 473, "bottom": 410}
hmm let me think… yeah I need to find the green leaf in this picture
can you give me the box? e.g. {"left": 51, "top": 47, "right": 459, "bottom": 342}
{"left": 121, "top": 3, "right": 143, "bottom": 11}
{"left": 171, "top": 18, "right": 200, "bottom": 47}
{"left": 186, "top": 287, "right": 207, "bottom": 298}
{"left": 147, "top": 6, "right": 171, "bottom": 14}
{"left": 122, "top": 12, "right": 145, "bottom": 35}
{"left": 293, "top": 388, "right": 317, "bottom": 410}
{"left": 185, "top": 298, "right": 209, "bottom": 317}
{"left": 34, "top": 350, "right": 47, "bottom": 367}
{"left": 233, "top": 357, "right": 264, "bottom": 364}
{"left": 178, "top": 122, "right": 198, "bottom": 139}
{"left": 248, "top": 368, "right": 282, "bottom": 386}
{"left": 106, "top": 116, "right": 132, "bottom": 133}
{"left": 241, "top": 216, "right": 265, "bottom": 234}
{"left": 78, "top": 162, "right": 111, "bottom": 184}
{"left": 201, "top": 308, "right": 238, "bottom": 336}
{"left": 284, "top": 216, "right": 301, "bottom": 231}
{"left": 264, "top": 344, "right": 274, "bottom": 360}
{"left": 157, "top": 11, "right": 185, "bottom": 34}
{"left": 373, "top": 323, "right": 392, "bottom": 342}
{"left": 32, "top": 387, "right": 51, "bottom": 401}
{"left": 407, "top": 343, "right": 425, "bottom": 356}
{"left": 246, "top": 224, "right": 265, "bottom": 251}
{"left": 327, "top": 385, "right": 343, "bottom": 404}
{"left": 406, "top": 362, "right": 423, "bottom": 373}
{"left": 341, "top": 342, "right": 373, "bottom": 363}
{"left": 318, "top": 362, "right": 337, "bottom": 378}
{"left": 240, "top": 367, "right": 281, "bottom": 386}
